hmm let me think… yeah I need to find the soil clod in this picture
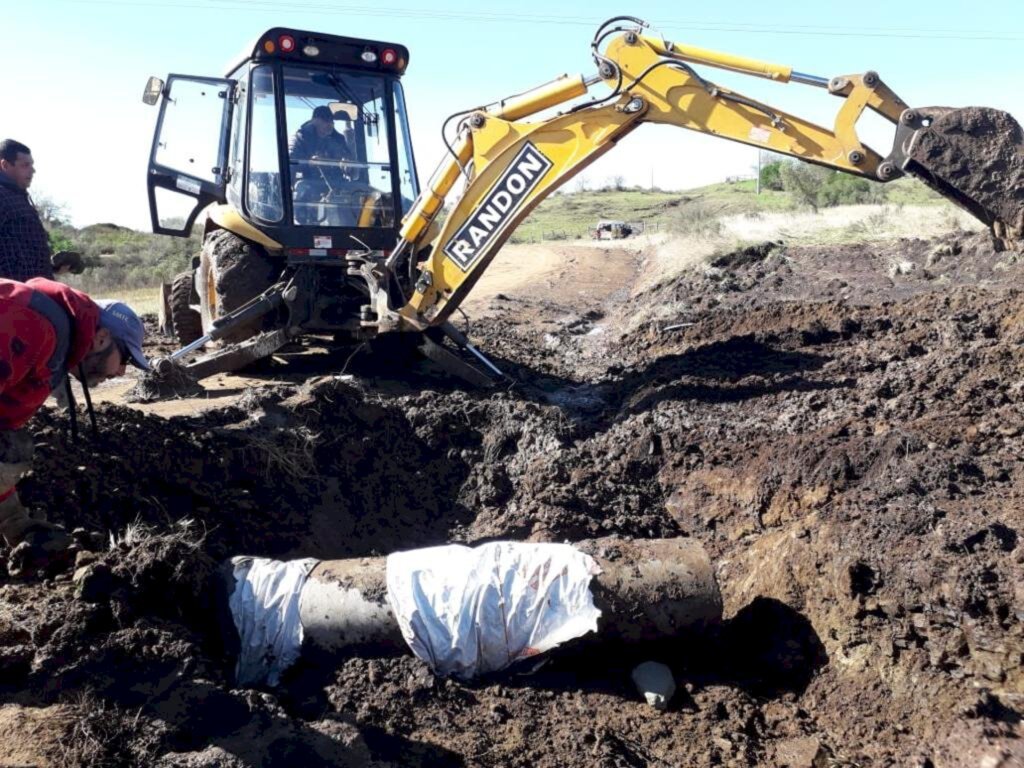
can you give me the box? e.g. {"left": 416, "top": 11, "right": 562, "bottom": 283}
{"left": 908, "top": 106, "right": 1024, "bottom": 250}
{"left": 127, "top": 362, "right": 205, "bottom": 402}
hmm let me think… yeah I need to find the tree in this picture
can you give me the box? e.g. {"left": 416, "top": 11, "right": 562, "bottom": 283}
{"left": 780, "top": 162, "right": 889, "bottom": 210}
{"left": 48, "top": 229, "right": 75, "bottom": 254}
{"left": 759, "top": 160, "right": 785, "bottom": 191}
{"left": 31, "top": 193, "right": 69, "bottom": 226}
{"left": 818, "top": 173, "right": 886, "bottom": 207}
{"left": 780, "top": 163, "right": 832, "bottom": 212}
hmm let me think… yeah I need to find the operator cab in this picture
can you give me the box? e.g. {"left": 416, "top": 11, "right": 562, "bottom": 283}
{"left": 144, "top": 29, "right": 418, "bottom": 252}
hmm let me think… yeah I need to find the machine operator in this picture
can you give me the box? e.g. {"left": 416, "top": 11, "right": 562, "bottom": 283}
{"left": 288, "top": 106, "right": 355, "bottom": 225}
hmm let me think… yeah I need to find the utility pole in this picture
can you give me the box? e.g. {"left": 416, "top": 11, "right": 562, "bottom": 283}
{"left": 756, "top": 150, "right": 762, "bottom": 196}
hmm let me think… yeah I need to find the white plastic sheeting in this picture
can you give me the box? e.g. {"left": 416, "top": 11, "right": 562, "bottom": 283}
{"left": 386, "top": 542, "right": 602, "bottom": 679}
{"left": 229, "top": 556, "right": 318, "bottom": 686}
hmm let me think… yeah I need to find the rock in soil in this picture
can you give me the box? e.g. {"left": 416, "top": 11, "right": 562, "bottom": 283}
{"left": 631, "top": 660, "right": 676, "bottom": 710}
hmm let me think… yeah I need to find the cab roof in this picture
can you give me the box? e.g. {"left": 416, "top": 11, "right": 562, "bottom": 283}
{"left": 227, "top": 28, "right": 409, "bottom": 76}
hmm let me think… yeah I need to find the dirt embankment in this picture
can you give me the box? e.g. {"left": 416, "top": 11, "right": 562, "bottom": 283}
{"left": 0, "top": 231, "right": 1022, "bottom": 767}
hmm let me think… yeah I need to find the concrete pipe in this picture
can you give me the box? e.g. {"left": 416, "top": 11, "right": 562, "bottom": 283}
{"left": 225, "top": 536, "right": 721, "bottom": 685}
{"left": 297, "top": 536, "right": 721, "bottom": 656}
{"left": 298, "top": 555, "right": 404, "bottom": 654}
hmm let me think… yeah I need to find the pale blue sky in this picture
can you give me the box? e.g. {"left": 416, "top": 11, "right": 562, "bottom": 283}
{"left": 5, "top": 0, "right": 1023, "bottom": 227}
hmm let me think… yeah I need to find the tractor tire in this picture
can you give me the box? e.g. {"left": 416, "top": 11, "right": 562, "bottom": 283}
{"left": 169, "top": 270, "right": 202, "bottom": 346}
{"left": 197, "top": 229, "right": 279, "bottom": 345}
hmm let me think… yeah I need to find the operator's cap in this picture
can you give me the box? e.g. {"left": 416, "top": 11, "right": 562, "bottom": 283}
{"left": 96, "top": 300, "right": 150, "bottom": 370}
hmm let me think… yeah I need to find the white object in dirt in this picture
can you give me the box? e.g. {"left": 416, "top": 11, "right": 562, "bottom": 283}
{"left": 229, "top": 556, "right": 318, "bottom": 686}
{"left": 386, "top": 542, "right": 602, "bottom": 680}
{"left": 631, "top": 661, "right": 676, "bottom": 711}
{"left": 889, "top": 259, "right": 917, "bottom": 277}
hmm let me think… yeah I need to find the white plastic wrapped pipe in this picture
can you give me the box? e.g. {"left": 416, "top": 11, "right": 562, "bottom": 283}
{"left": 226, "top": 537, "right": 721, "bottom": 685}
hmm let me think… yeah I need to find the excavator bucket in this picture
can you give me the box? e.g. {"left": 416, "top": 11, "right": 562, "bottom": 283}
{"left": 895, "top": 107, "right": 1024, "bottom": 251}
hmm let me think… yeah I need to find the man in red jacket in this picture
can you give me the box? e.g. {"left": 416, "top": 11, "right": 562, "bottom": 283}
{"left": 0, "top": 277, "right": 149, "bottom": 573}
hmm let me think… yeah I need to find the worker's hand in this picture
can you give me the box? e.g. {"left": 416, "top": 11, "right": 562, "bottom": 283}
{"left": 51, "top": 251, "right": 85, "bottom": 275}
{"left": 7, "top": 520, "right": 75, "bottom": 578}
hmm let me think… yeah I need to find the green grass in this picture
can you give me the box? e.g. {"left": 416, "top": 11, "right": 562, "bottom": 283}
{"left": 509, "top": 178, "right": 843, "bottom": 244}
{"left": 510, "top": 182, "right": 798, "bottom": 244}
{"left": 51, "top": 222, "right": 200, "bottom": 294}
{"left": 509, "top": 188, "right": 685, "bottom": 243}
{"left": 510, "top": 173, "right": 949, "bottom": 244}
{"left": 82, "top": 285, "right": 162, "bottom": 316}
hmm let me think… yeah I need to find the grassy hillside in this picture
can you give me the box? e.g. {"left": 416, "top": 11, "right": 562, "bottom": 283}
{"left": 51, "top": 221, "right": 201, "bottom": 294}
{"left": 510, "top": 176, "right": 947, "bottom": 243}
{"left": 44, "top": 175, "right": 951, "bottom": 306}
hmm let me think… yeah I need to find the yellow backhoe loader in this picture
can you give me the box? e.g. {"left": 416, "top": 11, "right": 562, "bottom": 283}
{"left": 142, "top": 16, "right": 1022, "bottom": 385}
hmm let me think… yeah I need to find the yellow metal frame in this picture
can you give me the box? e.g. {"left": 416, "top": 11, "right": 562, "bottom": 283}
{"left": 401, "top": 100, "right": 645, "bottom": 326}
{"left": 206, "top": 204, "right": 284, "bottom": 253}
{"left": 394, "top": 31, "right": 911, "bottom": 330}
{"left": 609, "top": 35, "right": 900, "bottom": 175}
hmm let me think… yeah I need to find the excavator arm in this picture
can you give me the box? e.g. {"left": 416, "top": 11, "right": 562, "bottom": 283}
{"left": 390, "top": 17, "right": 1016, "bottom": 330}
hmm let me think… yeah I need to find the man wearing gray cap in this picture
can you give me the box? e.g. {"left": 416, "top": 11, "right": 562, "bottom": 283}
{"left": 0, "top": 276, "right": 148, "bottom": 575}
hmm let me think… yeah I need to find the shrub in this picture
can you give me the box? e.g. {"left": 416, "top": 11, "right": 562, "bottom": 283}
{"left": 781, "top": 162, "right": 887, "bottom": 210}
{"left": 779, "top": 163, "right": 832, "bottom": 211}
{"left": 759, "top": 161, "right": 785, "bottom": 191}
{"left": 47, "top": 227, "right": 75, "bottom": 254}
{"left": 671, "top": 201, "right": 724, "bottom": 237}
{"left": 818, "top": 173, "right": 886, "bottom": 207}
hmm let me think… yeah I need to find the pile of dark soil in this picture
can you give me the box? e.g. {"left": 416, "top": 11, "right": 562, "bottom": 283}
{"left": 0, "top": 229, "right": 1021, "bottom": 766}
{"left": 908, "top": 107, "right": 1024, "bottom": 250}
{"left": 125, "top": 362, "right": 205, "bottom": 402}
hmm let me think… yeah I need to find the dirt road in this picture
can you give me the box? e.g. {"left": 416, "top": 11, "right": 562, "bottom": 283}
{"left": 1, "top": 231, "right": 1021, "bottom": 767}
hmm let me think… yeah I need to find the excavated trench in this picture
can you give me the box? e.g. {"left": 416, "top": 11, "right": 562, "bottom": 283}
{"left": 1, "top": 229, "right": 1022, "bottom": 767}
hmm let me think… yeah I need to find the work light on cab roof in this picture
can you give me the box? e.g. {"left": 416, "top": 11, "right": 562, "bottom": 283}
{"left": 249, "top": 28, "right": 410, "bottom": 74}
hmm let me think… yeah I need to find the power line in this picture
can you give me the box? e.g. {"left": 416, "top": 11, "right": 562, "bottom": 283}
{"left": 49, "top": 0, "right": 1024, "bottom": 41}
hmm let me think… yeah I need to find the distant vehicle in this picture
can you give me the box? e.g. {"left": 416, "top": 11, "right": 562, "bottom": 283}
{"left": 591, "top": 220, "right": 645, "bottom": 240}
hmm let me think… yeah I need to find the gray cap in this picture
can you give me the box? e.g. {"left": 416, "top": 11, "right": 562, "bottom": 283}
{"left": 96, "top": 300, "right": 149, "bottom": 370}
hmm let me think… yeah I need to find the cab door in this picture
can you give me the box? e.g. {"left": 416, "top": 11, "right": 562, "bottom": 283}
{"left": 147, "top": 75, "right": 235, "bottom": 236}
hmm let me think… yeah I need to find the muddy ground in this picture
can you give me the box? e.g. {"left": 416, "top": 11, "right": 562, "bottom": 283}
{"left": 0, "top": 230, "right": 1022, "bottom": 767}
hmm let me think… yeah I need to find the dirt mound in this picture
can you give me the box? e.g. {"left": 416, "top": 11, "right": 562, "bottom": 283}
{"left": 909, "top": 106, "right": 1024, "bottom": 250}
{"left": 125, "top": 363, "right": 205, "bottom": 402}
{"left": 0, "top": 233, "right": 1021, "bottom": 765}
{"left": 13, "top": 378, "right": 485, "bottom": 561}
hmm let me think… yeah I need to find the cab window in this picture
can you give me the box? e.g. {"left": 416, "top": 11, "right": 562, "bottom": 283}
{"left": 226, "top": 72, "right": 248, "bottom": 210}
{"left": 246, "top": 65, "right": 283, "bottom": 223}
{"left": 282, "top": 65, "right": 400, "bottom": 228}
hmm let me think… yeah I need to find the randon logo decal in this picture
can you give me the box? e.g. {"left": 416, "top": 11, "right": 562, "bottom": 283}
{"left": 443, "top": 142, "right": 553, "bottom": 271}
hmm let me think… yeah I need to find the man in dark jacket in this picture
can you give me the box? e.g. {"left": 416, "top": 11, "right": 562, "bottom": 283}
{"left": 0, "top": 139, "right": 84, "bottom": 281}
{"left": 288, "top": 107, "right": 355, "bottom": 224}
{"left": 0, "top": 277, "right": 149, "bottom": 574}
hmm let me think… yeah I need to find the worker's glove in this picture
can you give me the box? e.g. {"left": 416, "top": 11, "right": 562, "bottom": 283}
{"left": 51, "top": 251, "right": 85, "bottom": 275}
{"left": 7, "top": 520, "right": 75, "bottom": 578}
